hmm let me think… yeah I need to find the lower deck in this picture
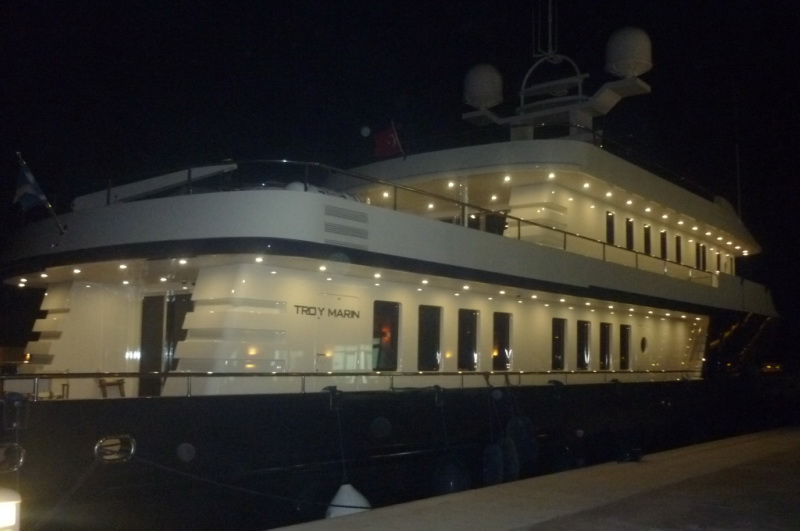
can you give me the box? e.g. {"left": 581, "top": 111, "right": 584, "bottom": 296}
{"left": 1, "top": 376, "right": 794, "bottom": 530}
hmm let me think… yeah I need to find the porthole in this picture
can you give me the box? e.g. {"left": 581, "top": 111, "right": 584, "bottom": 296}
{"left": 0, "top": 443, "right": 25, "bottom": 473}
{"left": 94, "top": 435, "right": 136, "bottom": 463}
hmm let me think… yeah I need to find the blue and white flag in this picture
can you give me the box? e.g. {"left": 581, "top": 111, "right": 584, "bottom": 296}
{"left": 14, "top": 159, "right": 48, "bottom": 211}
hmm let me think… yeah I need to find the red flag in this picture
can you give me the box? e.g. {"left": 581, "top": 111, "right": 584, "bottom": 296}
{"left": 374, "top": 122, "right": 405, "bottom": 158}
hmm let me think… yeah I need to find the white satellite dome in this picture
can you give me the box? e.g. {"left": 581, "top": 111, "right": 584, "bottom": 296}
{"left": 605, "top": 27, "right": 652, "bottom": 78}
{"left": 464, "top": 63, "right": 503, "bottom": 109}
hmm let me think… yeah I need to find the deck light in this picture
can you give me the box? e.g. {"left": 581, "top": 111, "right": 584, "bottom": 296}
{"left": 0, "top": 487, "right": 21, "bottom": 530}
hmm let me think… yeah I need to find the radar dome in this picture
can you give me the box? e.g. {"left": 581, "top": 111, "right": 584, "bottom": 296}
{"left": 605, "top": 27, "right": 652, "bottom": 78}
{"left": 464, "top": 64, "right": 503, "bottom": 109}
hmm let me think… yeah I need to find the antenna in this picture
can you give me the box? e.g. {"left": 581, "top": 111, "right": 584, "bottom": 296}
{"left": 533, "top": 0, "right": 558, "bottom": 58}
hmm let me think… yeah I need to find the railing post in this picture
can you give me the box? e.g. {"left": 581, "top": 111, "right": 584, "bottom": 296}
{"left": 186, "top": 376, "right": 192, "bottom": 397}
{"left": 33, "top": 377, "right": 40, "bottom": 401}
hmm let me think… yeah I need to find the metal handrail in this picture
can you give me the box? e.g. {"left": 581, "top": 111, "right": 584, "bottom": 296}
{"left": 1, "top": 369, "right": 701, "bottom": 401}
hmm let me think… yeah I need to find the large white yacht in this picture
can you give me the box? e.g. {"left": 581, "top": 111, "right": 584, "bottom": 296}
{"left": 0, "top": 27, "right": 780, "bottom": 531}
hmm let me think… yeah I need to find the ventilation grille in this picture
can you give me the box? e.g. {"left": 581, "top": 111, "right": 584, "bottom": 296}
{"left": 324, "top": 222, "right": 368, "bottom": 239}
{"left": 325, "top": 205, "right": 368, "bottom": 223}
{"left": 323, "top": 203, "right": 368, "bottom": 250}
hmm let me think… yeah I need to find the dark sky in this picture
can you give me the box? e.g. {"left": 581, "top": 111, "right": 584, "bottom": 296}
{"left": 1, "top": 0, "right": 798, "bottom": 316}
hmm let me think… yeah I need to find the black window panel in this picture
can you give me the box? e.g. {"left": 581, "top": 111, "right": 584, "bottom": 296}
{"left": 418, "top": 305, "right": 441, "bottom": 371}
{"left": 492, "top": 312, "right": 512, "bottom": 371}
{"left": 660, "top": 231, "right": 668, "bottom": 259}
{"left": 620, "top": 324, "right": 631, "bottom": 370}
{"left": 552, "top": 318, "right": 566, "bottom": 370}
{"left": 625, "top": 218, "right": 634, "bottom": 250}
{"left": 600, "top": 322, "right": 612, "bottom": 370}
{"left": 700, "top": 243, "right": 707, "bottom": 270}
{"left": 606, "top": 211, "right": 615, "bottom": 244}
{"left": 675, "top": 235, "right": 682, "bottom": 264}
{"left": 644, "top": 225, "right": 652, "bottom": 255}
{"left": 577, "top": 320, "right": 590, "bottom": 370}
{"left": 695, "top": 241, "right": 702, "bottom": 269}
{"left": 458, "top": 309, "right": 479, "bottom": 370}
{"left": 373, "top": 300, "right": 399, "bottom": 371}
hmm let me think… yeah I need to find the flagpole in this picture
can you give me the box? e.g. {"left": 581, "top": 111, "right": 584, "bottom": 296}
{"left": 15, "top": 152, "right": 66, "bottom": 235}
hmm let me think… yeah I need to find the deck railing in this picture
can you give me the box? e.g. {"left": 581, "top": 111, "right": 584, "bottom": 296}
{"left": 1, "top": 369, "right": 702, "bottom": 401}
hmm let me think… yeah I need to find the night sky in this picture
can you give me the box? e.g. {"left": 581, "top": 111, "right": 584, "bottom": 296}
{"left": 1, "top": 0, "right": 799, "bottom": 322}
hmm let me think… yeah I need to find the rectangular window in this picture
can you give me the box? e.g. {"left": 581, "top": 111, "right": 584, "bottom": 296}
{"left": 373, "top": 301, "right": 399, "bottom": 371}
{"left": 577, "top": 320, "right": 590, "bottom": 370}
{"left": 600, "top": 322, "right": 612, "bottom": 370}
{"left": 606, "top": 211, "right": 615, "bottom": 244}
{"left": 660, "top": 230, "right": 668, "bottom": 259}
{"left": 620, "top": 324, "right": 631, "bottom": 370}
{"left": 695, "top": 241, "right": 702, "bottom": 269}
{"left": 418, "top": 305, "right": 441, "bottom": 371}
{"left": 458, "top": 309, "right": 479, "bottom": 371}
{"left": 700, "top": 243, "right": 707, "bottom": 270}
{"left": 492, "top": 312, "right": 512, "bottom": 370}
{"left": 643, "top": 225, "right": 652, "bottom": 255}
{"left": 675, "top": 235, "right": 683, "bottom": 264}
{"left": 716, "top": 252, "right": 721, "bottom": 273}
{"left": 625, "top": 218, "right": 634, "bottom": 250}
{"left": 551, "top": 318, "right": 566, "bottom": 370}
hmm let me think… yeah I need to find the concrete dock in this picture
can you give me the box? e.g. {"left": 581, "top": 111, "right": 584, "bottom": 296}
{"left": 280, "top": 427, "right": 800, "bottom": 530}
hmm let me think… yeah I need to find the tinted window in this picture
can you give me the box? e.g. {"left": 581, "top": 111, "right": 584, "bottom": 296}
{"left": 373, "top": 301, "right": 399, "bottom": 370}
{"left": 493, "top": 312, "right": 512, "bottom": 370}
{"left": 600, "top": 322, "right": 612, "bottom": 370}
{"left": 577, "top": 320, "right": 590, "bottom": 370}
{"left": 620, "top": 324, "right": 631, "bottom": 370}
{"left": 552, "top": 318, "right": 566, "bottom": 370}
{"left": 418, "top": 305, "right": 441, "bottom": 371}
{"left": 458, "top": 309, "right": 479, "bottom": 370}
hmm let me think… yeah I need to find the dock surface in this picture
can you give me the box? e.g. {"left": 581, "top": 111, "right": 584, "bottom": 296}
{"left": 280, "top": 427, "right": 800, "bottom": 530}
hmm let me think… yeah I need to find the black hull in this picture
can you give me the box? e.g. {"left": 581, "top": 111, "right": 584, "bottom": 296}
{"left": 2, "top": 377, "right": 795, "bottom": 531}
